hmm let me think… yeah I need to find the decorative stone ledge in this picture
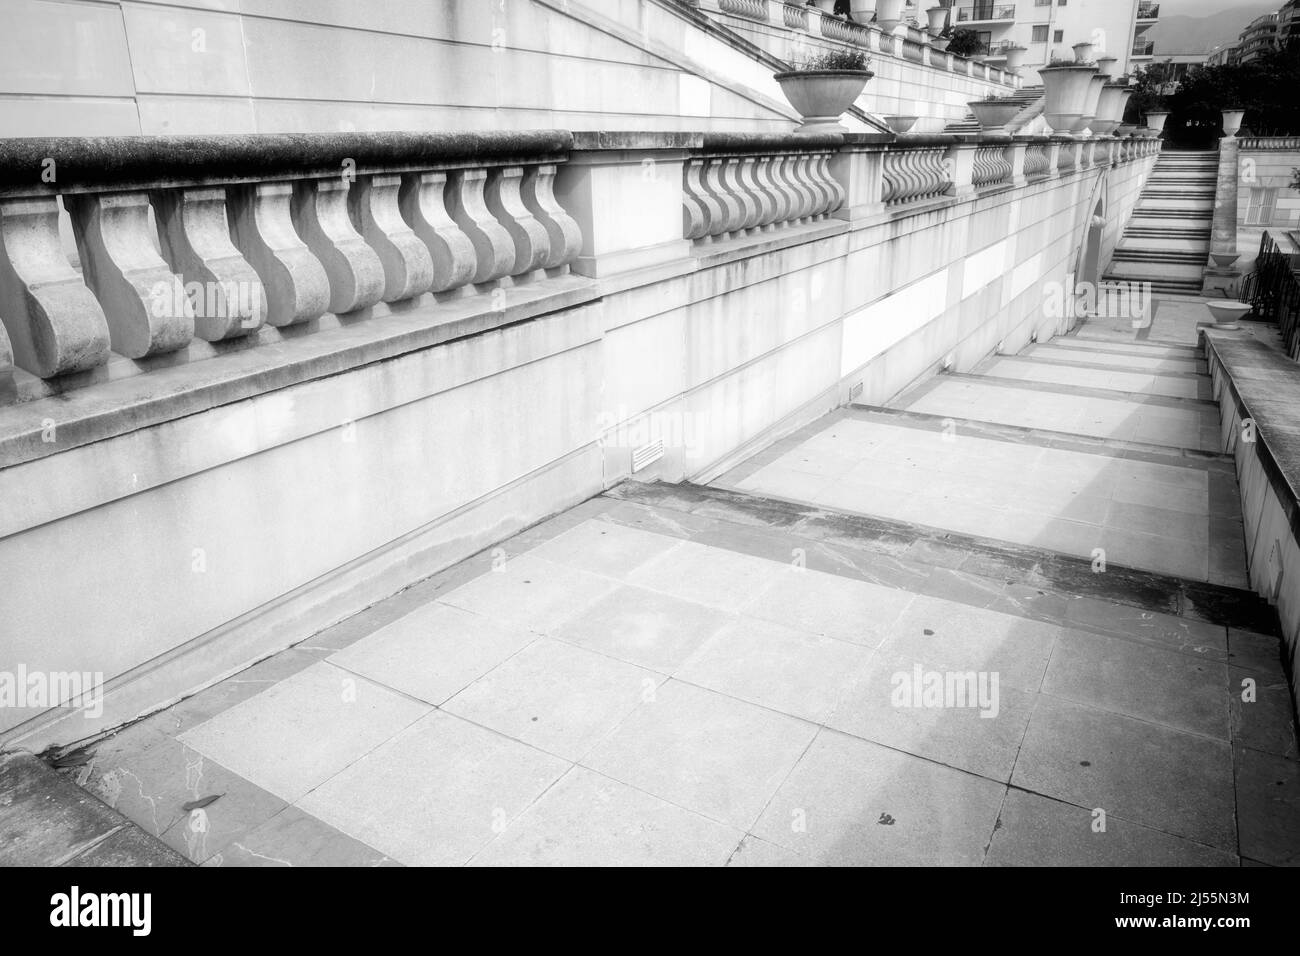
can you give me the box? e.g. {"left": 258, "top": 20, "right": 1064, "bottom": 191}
{"left": 1203, "top": 330, "right": 1300, "bottom": 710}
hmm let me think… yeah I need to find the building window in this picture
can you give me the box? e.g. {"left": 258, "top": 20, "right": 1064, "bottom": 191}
{"left": 1054, "top": 29, "right": 1064, "bottom": 42}
{"left": 1032, "top": 25, "right": 1049, "bottom": 41}
{"left": 1246, "top": 187, "right": 1278, "bottom": 225}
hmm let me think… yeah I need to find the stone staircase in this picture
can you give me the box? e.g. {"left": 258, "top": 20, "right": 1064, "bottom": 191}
{"left": 1103, "top": 149, "right": 1218, "bottom": 296}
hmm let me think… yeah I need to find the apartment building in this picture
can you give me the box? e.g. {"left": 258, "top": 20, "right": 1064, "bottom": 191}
{"left": 950, "top": 0, "right": 1158, "bottom": 81}
{"left": 1238, "top": 11, "right": 1280, "bottom": 63}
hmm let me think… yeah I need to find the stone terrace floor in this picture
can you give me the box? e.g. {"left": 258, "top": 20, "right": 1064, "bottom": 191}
{"left": 55, "top": 296, "right": 1300, "bottom": 866}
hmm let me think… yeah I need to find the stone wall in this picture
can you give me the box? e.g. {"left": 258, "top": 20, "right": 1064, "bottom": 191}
{"left": 0, "top": 0, "right": 804, "bottom": 136}
{"left": 1236, "top": 140, "right": 1300, "bottom": 272}
{"left": 0, "top": 131, "right": 1158, "bottom": 749}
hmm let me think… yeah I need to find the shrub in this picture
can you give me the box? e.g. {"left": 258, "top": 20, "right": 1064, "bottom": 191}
{"left": 795, "top": 49, "right": 872, "bottom": 72}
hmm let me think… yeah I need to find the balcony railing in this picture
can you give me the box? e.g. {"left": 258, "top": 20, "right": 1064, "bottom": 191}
{"left": 1137, "top": 2, "right": 1160, "bottom": 19}
{"left": 1133, "top": 39, "right": 1155, "bottom": 55}
{"left": 956, "top": 4, "right": 1016, "bottom": 22}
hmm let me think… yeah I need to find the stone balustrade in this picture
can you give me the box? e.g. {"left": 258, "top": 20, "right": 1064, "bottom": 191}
{"left": 0, "top": 132, "right": 581, "bottom": 383}
{"left": 1023, "top": 142, "right": 1051, "bottom": 180}
{"left": 719, "top": 0, "right": 768, "bottom": 20}
{"left": 972, "top": 144, "right": 1013, "bottom": 190}
{"left": 881, "top": 146, "right": 952, "bottom": 206}
{"left": 681, "top": 134, "right": 845, "bottom": 242}
{"left": 699, "top": 0, "right": 1014, "bottom": 87}
{"left": 0, "top": 129, "right": 1159, "bottom": 398}
{"left": 1238, "top": 137, "right": 1300, "bottom": 149}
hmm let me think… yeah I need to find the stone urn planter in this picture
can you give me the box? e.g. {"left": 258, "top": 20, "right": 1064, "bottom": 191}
{"left": 1040, "top": 63, "right": 1098, "bottom": 135}
{"left": 1072, "top": 41, "right": 1095, "bottom": 63}
{"left": 932, "top": 35, "right": 951, "bottom": 51}
{"left": 850, "top": 0, "right": 878, "bottom": 18}
{"left": 1222, "top": 109, "right": 1246, "bottom": 138}
{"left": 1003, "top": 45, "right": 1027, "bottom": 71}
{"left": 926, "top": 5, "right": 948, "bottom": 34}
{"left": 812, "top": 0, "right": 837, "bottom": 11}
{"left": 1071, "top": 73, "right": 1109, "bottom": 134}
{"left": 773, "top": 68, "right": 875, "bottom": 134}
{"left": 1210, "top": 252, "right": 1241, "bottom": 268}
{"left": 968, "top": 99, "right": 1021, "bottom": 132}
{"left": 883, "top": 114, "right": 918, "bottom": 133}
{"left": 1206, "top": 300, "right": 1250, "bottom": 329}
{"left": 1092, "top": 82, "right": 1131, "bottom": 135}
{"left": 1144, "top": 110, "right": 1170, "bottom": 133}
{"left": 876, "top": 0, "right": 904, "bottom": 31}
{"left": 1095, "top": 56, "right": 1119, "bottom": 78}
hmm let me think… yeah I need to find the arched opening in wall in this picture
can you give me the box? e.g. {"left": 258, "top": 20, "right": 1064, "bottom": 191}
{"left": 1064, "top": 178, "right": 1109, "bottom": 335}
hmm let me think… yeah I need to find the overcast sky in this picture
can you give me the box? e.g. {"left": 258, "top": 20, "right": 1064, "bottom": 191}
{"left": 1157, "top": 0, "right": 1277, "bottom": 15}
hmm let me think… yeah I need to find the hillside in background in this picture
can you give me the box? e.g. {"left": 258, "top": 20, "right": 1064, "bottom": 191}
{"left": 1149, "top": 3, "right": 1278, "bottom": 54}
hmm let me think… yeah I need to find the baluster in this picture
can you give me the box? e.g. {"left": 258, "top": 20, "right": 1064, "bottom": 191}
{"left": 0, "top": 196, "right": 111, "bottom": 377}
{"left": 484, "top": 165, "right": 550, "bottom": 278}
{"left": 446, "top": 168, "right": 515, "bottom": 283}
{"left": 720, "top": 157, "right": 758, "bottom": 234}
{"left": 767, "top": 154, "right": 800, "bottom": 224}
{"left": 701, "top": 157, "right": 743, "bottom": 236}
{"left": 520, "top": 164, "right": 581, "bottom": 269}
{"left": 816, "top": 153, "right": 845, "bottom": 214}
{"left": 153, "top": 187, "right": 265, "bottom": 341}
{"left": 736, "top": 156, "right": 767, "bottom": 231}
{"left": 787, "top": 154, "right": 816, "bottom": 221}
{"left": 750, "top": 155, "right": 781, "bottom": 230}
{"left": 349, "top": 173, "right": 435, "bottom": 302}
{"left": 292, "top": 178, "right": 385, "bottom": 313}
{"left": 228, "top": 182, "right": 330, "bottom": 327}
{"left": 682, "top": 158, "right": 719, "bottom": 241}
{"left": 399, "top": 171, "right": 477, "bottom": 293}
{"left": 65, "top": 192, "right": 194, "bottom": 359}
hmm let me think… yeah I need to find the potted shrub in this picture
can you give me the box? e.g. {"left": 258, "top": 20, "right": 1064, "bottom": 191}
{"left": 876, "top": 0, "right": 904, "bottom": 31}
{"left": 968, "top": 94, "right": 1021, "bottom": 132}
{"left": 1040, "top": 59, "right": 1099, "bottom": 135}
{"left": 773, "top": 49, "right": 874, "bottom": 134}
{"left": 1222, "top": 107, "right": 1246, "bottom": 138}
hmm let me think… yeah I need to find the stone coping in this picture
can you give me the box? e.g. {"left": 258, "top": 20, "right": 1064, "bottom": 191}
{"left": 0, "top": 130, "right": 575, "bottom": 195}
{"left": 0, "top": 130, "right": 1142, "bottom": 194}
{"left": 1203, "top": 330, "right": 1300, "bottom": 543}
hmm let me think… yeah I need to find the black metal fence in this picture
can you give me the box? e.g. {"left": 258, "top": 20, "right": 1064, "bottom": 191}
{"left": 1243, "top": 231, "right": 1300, "bottom": 360}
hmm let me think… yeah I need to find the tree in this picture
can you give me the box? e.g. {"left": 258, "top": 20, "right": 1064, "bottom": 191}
{"left": 1131, "top": 45, "right": 1300, "bottom": 145}
{"left": 947, "top": 28, "right": 983, "bottom": 58}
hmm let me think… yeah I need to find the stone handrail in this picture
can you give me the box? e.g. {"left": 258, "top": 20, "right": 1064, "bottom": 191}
{"left": 681, "top": 133, "right": 846, "bottom": 242}
{"left": 782, "top": 2, "right": 808, "bottom": 29}
{"left": 1238, "top": 137, "right": 1300, "bottom": 150}
{"left": 0, "top": 132, "right": 581, "bottom": 381}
